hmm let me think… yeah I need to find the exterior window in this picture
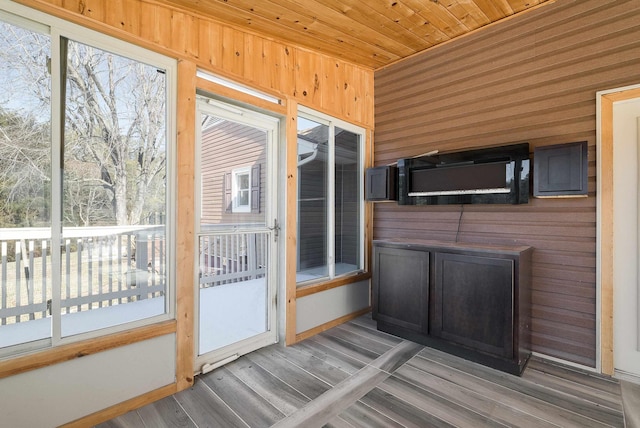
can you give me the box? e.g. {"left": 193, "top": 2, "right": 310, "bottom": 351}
{"left": 232, "top": 167, "right": 251, "bottom": 213}
{"left": 0, "top": 7, "right": 176, "bottom": 356}
{"left": 296, "top": 108, "right": 364, "bottom": 285}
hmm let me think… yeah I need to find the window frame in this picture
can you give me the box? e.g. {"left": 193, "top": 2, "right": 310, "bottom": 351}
{"left": 232, "top": 166, "right": 252, "bottom": 213}
{"left": 0, "top": 1, "right": 177, "bottom": 358}
{"left": 296, "top": 106, "right": 365, "bottom": 286}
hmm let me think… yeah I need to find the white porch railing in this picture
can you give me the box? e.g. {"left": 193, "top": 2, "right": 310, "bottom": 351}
{"left": 199, "top": 231, "right": 269, "bottom": 288}
{"left": 0, "top": 226, "right": 166, "bottom": 325}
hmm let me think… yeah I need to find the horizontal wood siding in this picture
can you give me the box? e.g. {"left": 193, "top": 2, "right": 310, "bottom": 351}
{"left": 17, "top": 0, "right": 374, "bottom": 127}
{"left": 374, "top": 0, "right": 640, "bottom": 367}
{"left": 298, "top": 161, "right": 326, "bottom": 270}
{"left": 200, "top": 121, "right": 266, "bottom": 225}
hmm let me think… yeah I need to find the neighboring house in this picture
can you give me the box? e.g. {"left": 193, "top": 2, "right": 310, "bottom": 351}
{"left": 200, "top": 117, "right": 266, "bottom": 227}
{"left": 198, "top": 117, "right": 266, "bottom": 280}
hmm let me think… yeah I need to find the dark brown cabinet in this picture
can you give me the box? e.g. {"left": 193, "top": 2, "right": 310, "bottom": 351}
{"left": 372, "top": 246, "right": 429, "bottom": 333}
{"left": 372, "top": 240, "right": 532, "bottom": 375}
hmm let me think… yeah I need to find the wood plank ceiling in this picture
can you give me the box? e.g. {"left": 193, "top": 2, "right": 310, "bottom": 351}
{"left": 156, "top": 0, "right": 553, "bottom": 69}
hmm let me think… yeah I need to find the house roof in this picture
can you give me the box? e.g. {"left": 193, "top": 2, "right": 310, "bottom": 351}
{"left": 156, "top": 0, "right": 553, "bottom": 69}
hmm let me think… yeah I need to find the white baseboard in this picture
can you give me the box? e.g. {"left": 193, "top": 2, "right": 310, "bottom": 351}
{"left": 615, "top": 369, "right": 640, "bottom": 385}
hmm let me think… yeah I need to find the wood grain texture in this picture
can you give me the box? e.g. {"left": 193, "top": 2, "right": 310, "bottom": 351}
{"left": 102, "top": 314, "right": 626, "bottom": 428}
{"left": 14, "top": 0, "right": 375, "bottom": 127}
{"left": 200, "top": 365, "right": 286, "bottom": 427}
{"left": 175, "top": 59, "right": 197, "bottom": 391}
{"left": 173, "top": 380, "right": 249, "bottom": 428}
{"left": 285, "top": 101, "right": 298, "bottom": 346}
{"left": 134, "top": 396, "right": 196, "bottom": 428}
{"left": 621, "top": 380, "right": 640, "bottom": 428}
{"left": 146, "top": 0, "right": 552, "bottom": 69}
{"left": 374, "top": 0, "right": 640, "bottom": 368}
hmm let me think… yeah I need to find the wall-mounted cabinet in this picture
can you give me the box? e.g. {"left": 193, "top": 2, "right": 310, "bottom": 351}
{"left": 373, "top": 239, "right": 532, "bottom": 375}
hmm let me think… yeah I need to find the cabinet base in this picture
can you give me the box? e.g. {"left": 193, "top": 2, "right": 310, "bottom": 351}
{"left": 377, "top": 321, "right": 530, "bottom": 376}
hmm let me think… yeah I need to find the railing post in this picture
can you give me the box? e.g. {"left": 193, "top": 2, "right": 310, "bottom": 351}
{"left": 134, "top": 231, "right": 149, "bottom": 300}
{"left": 1, "top": 242, "right": 6, "bottom": 325}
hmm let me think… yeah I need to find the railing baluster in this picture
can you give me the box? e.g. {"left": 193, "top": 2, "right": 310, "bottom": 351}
{"left": 213, "top": 236, "right": 218, "bottom": 284}
{"left": 108, "top": 236, "right": 113, "bottom": 306}
{"left": 28, "top": 240, "right": 35, "bottom": 320}
{"left": 98, "top": 237, "right": 103, "bottom": 308}
{"left": 15, "top": 242, "right": 21, "bottom": 323}
{"left": 65, "top": 239, "right": 71, "bottom": 315}
{"left": 88, "top": 238, "right": 93, "bottom": 309}
{"left": 41, "top": 240, "right": 48, "bottom": 319}
{"left": 151, "top": 232, "right": 157, "bottom": 295}
{"left": 159, "top": 232, "right": 164, "bottom": 295}
{"left": 76, "top": 238, "right": 82, "bottom": 313}
{"left": 127, "top": 233, "right": 134, "bottom": 302}
{"left": 64, "top": 239, "right": 69, "bottom": 314}
{"left": 117, "top": 234, "right": 123, "bottom": 305}
{"left": 1, "top": 242, "right": 7, "bottom": 325}
{"left": 241, "top": 234, "right": 245, "bottom": 278}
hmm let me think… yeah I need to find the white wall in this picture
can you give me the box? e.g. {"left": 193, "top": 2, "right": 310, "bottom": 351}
{"left": 0, "top": 334, "right": 176, "bottom": 428}
{"left": 296, "top": 280, "right": 370, "bottom": 333}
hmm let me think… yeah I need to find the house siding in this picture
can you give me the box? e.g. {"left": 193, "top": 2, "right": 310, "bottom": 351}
{"left": 200, "top": 120, "right": 266, "bottom": 226}
{"left": 374, "top": 0, "right": 640, "bottom": 367}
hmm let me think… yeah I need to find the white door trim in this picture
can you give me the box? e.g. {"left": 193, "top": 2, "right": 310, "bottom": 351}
{"left": 597, "top": 83, "right": 640, "bottom": 376}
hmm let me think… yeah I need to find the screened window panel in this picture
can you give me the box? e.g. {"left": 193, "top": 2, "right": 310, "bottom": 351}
{"left": 60, "top": 39, "right": 168, "bottom": 337}
{"left": 0, "top": 17, "right": 52, "bottom": 349}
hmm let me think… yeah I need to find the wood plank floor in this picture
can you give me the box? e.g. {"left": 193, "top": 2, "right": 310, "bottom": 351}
{"left": 98, "top": 314, "right": 631, "bottom": 428}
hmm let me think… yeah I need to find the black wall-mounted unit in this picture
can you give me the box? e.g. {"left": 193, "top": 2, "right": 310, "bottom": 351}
{"left": 397, "top": 143, "right": 530, "bottom": 205}
{"left": 533, "top": 141, "right": 588, "bottom": 198}
{"left": 365, "top": 165, "right": 397, "bottom": 201}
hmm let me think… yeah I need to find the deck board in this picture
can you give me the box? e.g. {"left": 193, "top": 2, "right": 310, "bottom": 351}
{"left": 101, "top": 314, "right": 628, "bottom": 428}
{"left": 337, "top": 400, "right": 406, "bottom": 428}
{"left": 172, "top": 381, "right": 249, "bottom": 428}
{"left": 260, "top": 341, "right": 352, "bottom": 386}
{"left": 245, "top": 348, "right": 332, "bottom": 400}
{"left": 135, "top": 396, "right": 196, "bottom": 428}
{"left": 393, "top": 362, "right": 559, "bottom": 428}
{"left": 199, "top": 366, "right": 285, "bottom": 427}
{"left": 223, "top": 354, "right": 310, "bottom": 415}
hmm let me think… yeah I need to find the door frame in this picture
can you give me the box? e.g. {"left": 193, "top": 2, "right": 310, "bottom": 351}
{"left": 597, "top": 83, "right": 640, "bottom": 376}
{"left": 193, "top": 96, "right": 281, "bottom": 373}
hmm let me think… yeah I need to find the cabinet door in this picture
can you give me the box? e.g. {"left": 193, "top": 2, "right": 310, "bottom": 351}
{"left": 373, "top": 246, "right": 429, "bottom": 333}
{"left": 432, "top": 252, "right": 514, "bottom": 358}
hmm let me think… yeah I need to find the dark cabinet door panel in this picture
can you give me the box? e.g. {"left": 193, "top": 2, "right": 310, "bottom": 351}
{"left": 373, "top": 247, "right": 429, "bottom": 333}
{"left": 432, "top": 253, "right": 514, "bottom": 358}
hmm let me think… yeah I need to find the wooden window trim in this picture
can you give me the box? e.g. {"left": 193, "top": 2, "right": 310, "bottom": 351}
{"left": 0, "top": 320, "right": 176, "bottom": 380}
{"left": 296, "top": 271, "right": 371, "bottom": 298}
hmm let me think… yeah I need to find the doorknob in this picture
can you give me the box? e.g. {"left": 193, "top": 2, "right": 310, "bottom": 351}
{"left": 268, "top": 219, "right": 280, "bottom": 241}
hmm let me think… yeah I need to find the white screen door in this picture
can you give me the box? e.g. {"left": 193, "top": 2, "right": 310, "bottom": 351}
{"left": 195, "top": 97, "right": 279, "bottom": 372}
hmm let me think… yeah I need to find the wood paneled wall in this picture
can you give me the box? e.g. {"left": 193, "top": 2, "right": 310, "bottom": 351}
{"left": 15, "top": 0, "right": 374, "bottom": 128}
{"left": 374, "top": 0, "right": 640, "bottom": 367}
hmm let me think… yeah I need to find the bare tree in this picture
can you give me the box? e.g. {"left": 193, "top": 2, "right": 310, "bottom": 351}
{"left": 63, "top": 41, "right": 167, "bottom": 226}
{"left": 0, "top": 21, "right": 167, "bottom": 227}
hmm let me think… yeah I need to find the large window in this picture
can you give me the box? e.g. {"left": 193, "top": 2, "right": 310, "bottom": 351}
{"left": 0, "top": 6, "right": 176, "bottom": 357}
{"left": 296, "top": 108, "right": 364, "bottom": 285}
